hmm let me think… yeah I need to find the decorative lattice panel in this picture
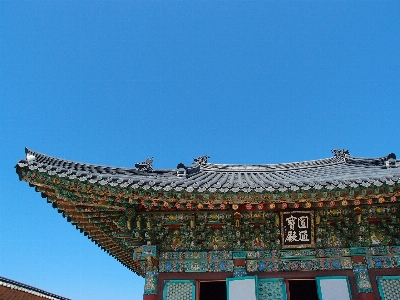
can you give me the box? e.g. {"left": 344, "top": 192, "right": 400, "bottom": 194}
{"left": 377, "top": 276, "right": 400, "bottom": 300}
{"left": 163, "top": 280, "right": 195, "bottom": 300}
{"left": 258, "top": 279, "right": 286, "bottom": 300}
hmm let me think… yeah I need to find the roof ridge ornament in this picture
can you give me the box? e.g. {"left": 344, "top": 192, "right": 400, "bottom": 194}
{"left": 193, "top": 155, "right": 210, "bottom": 167}
{"left": 26, "top": 153, "right": 36, "bottom": 162}
{"left": 25, "top": 148, "right": 36, "bottom": 162}
{"left": 385, "top": 153, "right": 397, "bottom": 168}
{"left": 331, "top": 149, "right": 350, "bottom": 158}
{"left": 135, "top": 157, "right": 153, "bottom": 172}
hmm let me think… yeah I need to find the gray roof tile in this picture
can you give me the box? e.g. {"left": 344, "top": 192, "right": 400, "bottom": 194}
{"left": 17, "top": 148, "right": 400, "bottom": 193}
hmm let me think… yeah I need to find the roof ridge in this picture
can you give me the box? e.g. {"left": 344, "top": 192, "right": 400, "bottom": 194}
{"left": 202, "top": 156, "right": 344, "bottom": 171}
{"left": 17, "top": 148, "right": 399, "bottom": 194}
{"left": 24, "top": 148, "right": 398, "bottom": 171}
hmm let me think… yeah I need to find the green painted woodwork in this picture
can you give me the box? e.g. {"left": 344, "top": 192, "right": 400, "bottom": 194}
{"left": 377, "top": 276, "right": 400, "bottom": 300}
{"left": 163, "top": 280, "right": 195, "bottom": 300}
{"left": 18, "top": 167, "right": 400, "bottom": 277}
{"left": 258, "top": 278, "right": 287, "bottom": 300}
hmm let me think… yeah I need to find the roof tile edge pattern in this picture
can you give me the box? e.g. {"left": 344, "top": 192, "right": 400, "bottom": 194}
{"left": 0, "top": 277, "right": 70, "bottom": 300}
{"left": 17, "top": 148, "right": 400, "bottom": 194}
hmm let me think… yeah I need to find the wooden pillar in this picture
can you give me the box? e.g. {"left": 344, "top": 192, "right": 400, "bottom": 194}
{"left": 141, "top": 244, "right": 159, "bottom": 300}
{"left": 357, "top": 293, "right": 375, "bottom": 300}
{"left": 234, "top": 259, "right": 245, "bottom": 267}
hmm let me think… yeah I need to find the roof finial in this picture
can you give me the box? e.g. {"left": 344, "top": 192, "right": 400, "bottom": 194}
{"left": 331, "top": 149, "right": 350, "bottom": 158}
{"left": 135, "top": 157, "right": 153, "bottom": 172}
{"left": 25, "top": 148, "right": 36, "bottom": 162}
{"left": 385, "top": 153, "right": 397, "bottom": 168}
{"left": 193, "top": 155, "right": 210, "bottom": 166}
{"left": 26, "top": 153, "right": 36, "bottom": 162}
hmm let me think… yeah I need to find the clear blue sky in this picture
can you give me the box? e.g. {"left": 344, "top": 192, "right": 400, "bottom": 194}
{"left": 1, "top": 1, "right": 399, "bottom": 299}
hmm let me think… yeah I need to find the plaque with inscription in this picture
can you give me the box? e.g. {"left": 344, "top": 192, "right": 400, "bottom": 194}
{"left": 281, "top": 211, "right": 314, "bottom": 249}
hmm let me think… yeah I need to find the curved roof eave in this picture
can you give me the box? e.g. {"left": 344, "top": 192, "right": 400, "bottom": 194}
{"left": 17, "top": 148, "right": 400, "bottom": 194}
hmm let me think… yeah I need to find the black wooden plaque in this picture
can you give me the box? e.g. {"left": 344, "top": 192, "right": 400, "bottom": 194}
{"left": 281, "top": 211, "right": 314, "bottom": 249}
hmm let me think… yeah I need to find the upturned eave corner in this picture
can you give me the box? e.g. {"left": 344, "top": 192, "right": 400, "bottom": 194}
{"left": 15, "top": 148, "right": 400, "bottom": 283}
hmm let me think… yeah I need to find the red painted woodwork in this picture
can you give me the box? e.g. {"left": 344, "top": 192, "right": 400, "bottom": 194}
{"left": 233, "top": 259, "right": 245, "bottom": 266}
{"left": 352, "top": 256, "right": 365, "bottom": 263}
{"left": 358, "top": 293, "right": 375, "bottom": 300}
{"left": 158, "top": 269, "right": 360, "bottom": 300}
{"left": 143, "top": 294, "right": 157, "bottom": 300}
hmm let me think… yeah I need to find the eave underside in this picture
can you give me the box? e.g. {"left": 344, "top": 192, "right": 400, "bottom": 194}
{"left": 16, "top": 163, "right": 400, "bottom": 277}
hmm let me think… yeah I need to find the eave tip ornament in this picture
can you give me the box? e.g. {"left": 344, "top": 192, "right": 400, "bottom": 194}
{"left": 26, "top": 153, "right": 36, "bottom": 162}
{"left": 25, "top": 148, "right": 36, "bottom": 162}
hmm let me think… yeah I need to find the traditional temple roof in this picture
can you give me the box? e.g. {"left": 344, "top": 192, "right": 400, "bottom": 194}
{"left": 17, "top": 148, "right": 399, "bottom": 194}
{"left": 15, "top": 148, "right": 400, "bottom": 276}
{"left": 0, "top": 276, "right": 70, "bottom": 300}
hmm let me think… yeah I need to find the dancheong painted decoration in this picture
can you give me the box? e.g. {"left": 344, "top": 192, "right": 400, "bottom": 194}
{"left": 16, "top": 148, "right": 400, "bottom": 300}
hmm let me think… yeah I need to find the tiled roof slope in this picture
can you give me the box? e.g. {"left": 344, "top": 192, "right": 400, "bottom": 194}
{"left": 0, "top": 277, "right": 70, "bottom": 300}
{"left": 17, "top": 148, "right": 399, "bottom": 194}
